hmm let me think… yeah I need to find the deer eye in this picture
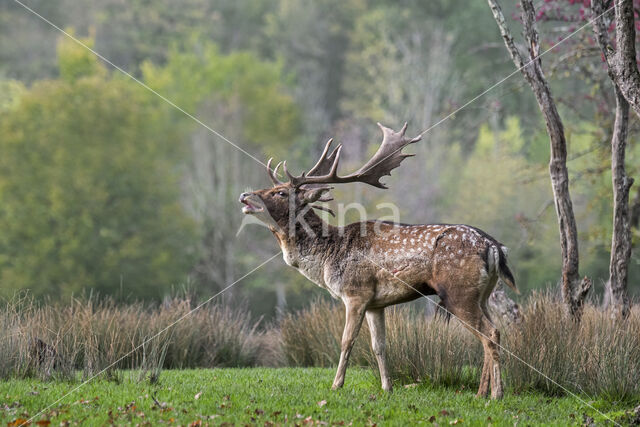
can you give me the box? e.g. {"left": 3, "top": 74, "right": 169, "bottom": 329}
{"left": 276, "top": 191, "right": 287, "bottom": 197}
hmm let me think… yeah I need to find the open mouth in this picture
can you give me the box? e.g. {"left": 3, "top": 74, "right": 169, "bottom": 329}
{"left": 240, "top": 195, "right": 264, "bottom": 214}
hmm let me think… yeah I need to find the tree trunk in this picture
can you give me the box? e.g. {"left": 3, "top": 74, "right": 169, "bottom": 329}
{"left": 605, "top": 86, "right": 632, "bottom": 319}
{"left": 487, "top": 0, "right": 591, "bottom": 320}
{"left": 593, "top": 0, "right": 640, "bottom": 118}
{"left": 488, "top": 283, "right": 522, "bottom": 324}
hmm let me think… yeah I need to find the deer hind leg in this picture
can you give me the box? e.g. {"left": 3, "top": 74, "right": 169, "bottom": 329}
{"left": 444, "top": 291, "right": 502, "bottom": 399}
{"left": 478, "top": 278, "right": 504, "bottom": 399}
{"left": 365, "top": 308, "right": 392, "bottom": 391}
{"left": 477, "top": 343, "right": 492, "bottom": 398}
{"left": 478, "top": 307, "right": 503, "bottom": 398}
{"left": 332, "top": 298, "right": 368, "bottom": 390}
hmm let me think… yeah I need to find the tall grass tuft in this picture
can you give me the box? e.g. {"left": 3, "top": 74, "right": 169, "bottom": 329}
{"left": 381, "top": 306, "right": 481, "bottom": 387}
{"left": 280, "top": 294, "right": 640, "bottom": 399}
{"left": 0, "top": 293, "right": 277, "bottom": 381}
{"left": 3, "top": 291, "right": 639, "bottom": 400}
{"left": 502, "top": 293, "right": 640, "bottom": 400}
{"left": 279, "top": 300, "right": 480, "bottom": 386}
{"left": 279, "top": 299, "right": 370, "bottom": 367}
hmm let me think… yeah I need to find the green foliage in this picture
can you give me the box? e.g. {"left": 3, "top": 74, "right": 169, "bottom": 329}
{"left": 56, "top": 29, "right": 105, "bottom": 82}
{"left": 142, "top": 42, "right": 300, "bottom": 157}
{"left": 0, "top": 80, "right": 25, "bottom": 112}
{"left": 0, "top": 38, "right": 196, "bottom": 299}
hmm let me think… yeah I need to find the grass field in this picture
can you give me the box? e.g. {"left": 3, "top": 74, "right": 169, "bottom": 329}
{"left": 0, "top": 368, "right": 634, "bottom": 426}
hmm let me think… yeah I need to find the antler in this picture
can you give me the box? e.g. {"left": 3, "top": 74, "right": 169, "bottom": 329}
{"left": 281, "top": 122, "right": 421, "bottom": 189}
{"left": 266, "top": 158, "right": 284, "bottom": 186}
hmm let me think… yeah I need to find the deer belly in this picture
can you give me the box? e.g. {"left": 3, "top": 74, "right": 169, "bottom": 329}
{"left": 372, "top": 279, "right": 435, "bottom": 306}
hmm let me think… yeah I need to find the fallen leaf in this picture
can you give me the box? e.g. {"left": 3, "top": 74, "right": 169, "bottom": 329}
{"left": 428, "top": 415, "right": 436, "bottom": 423}
{"left": 317, "top": 400, "right": 327, "bottom": 407}
{"left": 254, "top": 408, "right": 264, "bottom": 416}
{"left": 404, "top": 383, "right": 419, "bottom": 389}
{"left": 449, "top": 419, "right": 463, "bottom": 425}
{"left": 194, "top": 392, "right": 202, "bottom": 400}
{"left": 35, "top": 421, "right": 50, "bottom": 427}
{"left": 7, "top": 419, "right": 30, "bottom": 427}
{"left": 439, "top": 410, "right": 450, "bottom": 416}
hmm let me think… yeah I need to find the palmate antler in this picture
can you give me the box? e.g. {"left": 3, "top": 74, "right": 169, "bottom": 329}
{"left": 266, "top": 122, "right": 421, "bottom": 189}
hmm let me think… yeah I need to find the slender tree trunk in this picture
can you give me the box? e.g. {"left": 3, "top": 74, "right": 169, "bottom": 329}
{"left": 593, "top": 0, "right": 640, "bottom": 118}
{"left": 487, "top": 0, "right": 590, "bottom": 320}
{"left": 605, "top": 86, "right": 632, "bottom": 319}
{"left": 593, "top": 0, "right": 635, "bottom": 319}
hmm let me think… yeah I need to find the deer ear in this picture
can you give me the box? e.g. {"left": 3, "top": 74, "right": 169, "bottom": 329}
{"left": 301, "top": 186, "right": 333, "bottom": 204}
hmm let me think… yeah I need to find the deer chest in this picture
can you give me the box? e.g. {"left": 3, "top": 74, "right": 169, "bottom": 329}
{"left": 282, "top": 246, "right": 341, "bottom": 299}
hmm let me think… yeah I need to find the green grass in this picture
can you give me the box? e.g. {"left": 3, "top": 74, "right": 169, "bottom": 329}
{"left": 0, "top": 368, "right": 632, "bottom": 426}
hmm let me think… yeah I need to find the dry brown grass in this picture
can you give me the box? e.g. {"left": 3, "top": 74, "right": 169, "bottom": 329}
{"left": 502, "top": 293, "right": 640, "bottom": 399}
{"left": 280, "top": 294, "right": 640, "bottom": 399}
{"left": 0, "top": 293, "right": 279, "bottom": 381}
{"left": 3, "top": 292, "right": 639, "bottom": 400}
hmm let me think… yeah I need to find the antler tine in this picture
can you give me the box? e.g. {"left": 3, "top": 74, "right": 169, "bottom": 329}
{"left": 282, "top": 161, "right": 303, "bottom": 184}
{"left": 282, "top": 122, "right": 421, "bottom": 189}
{"left": 328, "top": 145, "right": 342, "bottom": 178}
{"left": 266, "top": 157, "right": 284, "bottom": 186}
{"left": 306, "top": 138, "right": 334, "bottom": 176}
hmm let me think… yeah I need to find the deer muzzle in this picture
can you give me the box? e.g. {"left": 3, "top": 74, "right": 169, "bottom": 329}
{"left": 239, "top": 192, "right": 265, "bottom": 214}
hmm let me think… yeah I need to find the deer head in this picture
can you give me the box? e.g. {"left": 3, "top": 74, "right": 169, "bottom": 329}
{"left": 238, "top": 123, "right": 422, "bottom": 234}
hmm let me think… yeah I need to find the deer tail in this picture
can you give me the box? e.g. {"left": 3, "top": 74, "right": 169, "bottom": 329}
{"left": 496, "top": 245, "right": 519, "bottom": 294}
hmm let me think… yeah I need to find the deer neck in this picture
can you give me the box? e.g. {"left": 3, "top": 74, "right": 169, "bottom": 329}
{"left": 273, "top": 209, "right": 337, "bottom": 270}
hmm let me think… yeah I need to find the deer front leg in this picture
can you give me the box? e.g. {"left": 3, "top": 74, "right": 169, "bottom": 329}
{"left": 332, "top": 299, "right": 367, "bottom": 390}
{"left": 366, "top": 308, "right": 392, "bottom": 391}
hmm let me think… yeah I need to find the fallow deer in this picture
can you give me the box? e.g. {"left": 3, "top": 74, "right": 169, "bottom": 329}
{"left": 239, "top": 123, "right": 517, "bottom": 399}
